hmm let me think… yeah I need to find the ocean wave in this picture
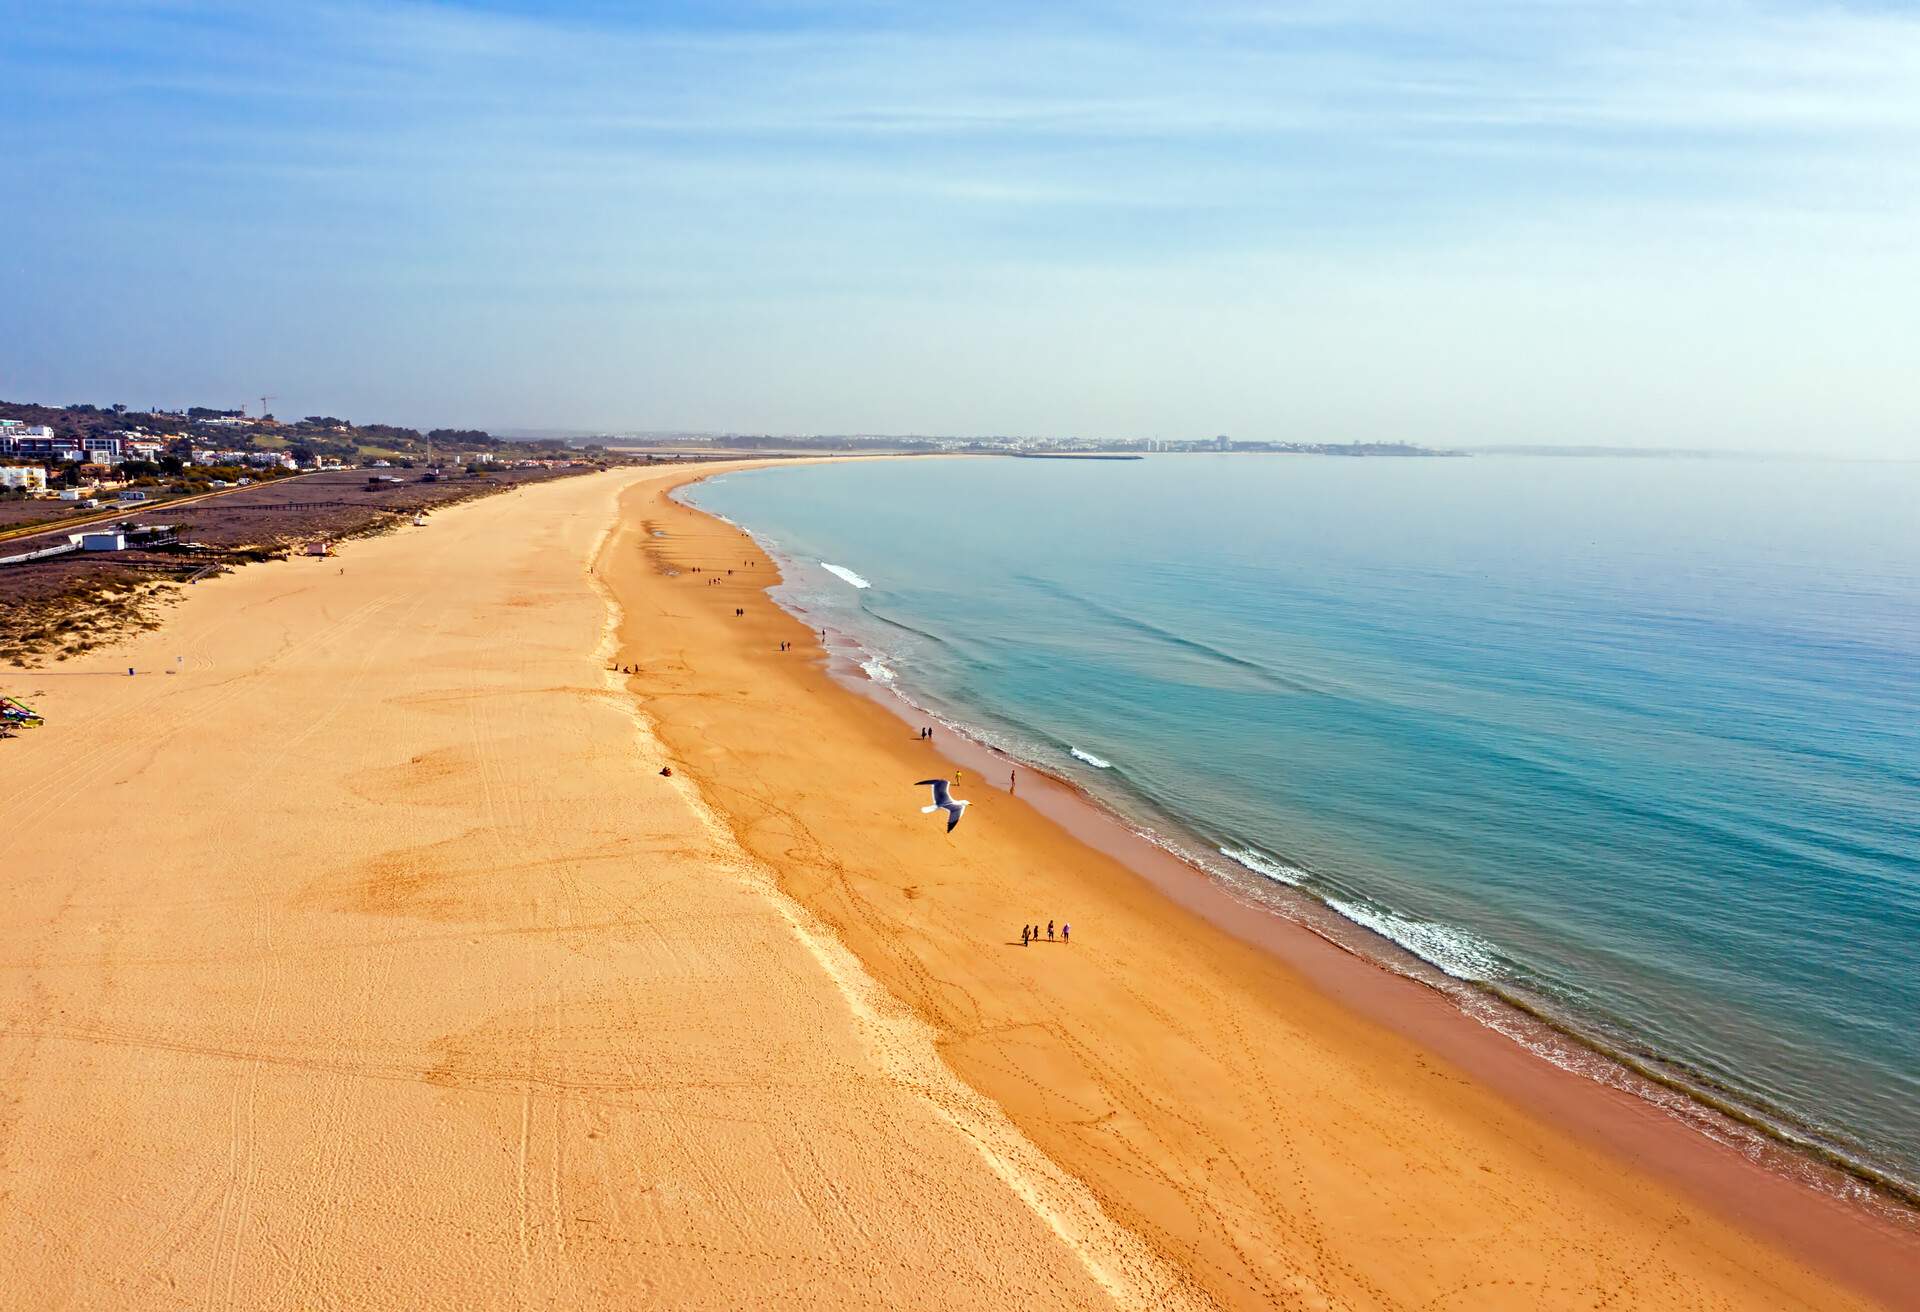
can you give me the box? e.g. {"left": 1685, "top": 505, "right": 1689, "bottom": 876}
{"left": 821, "top": 562, "right": 872, "bottom": 589}
{"left": 1325, "top": 898, "right": 1503, "bottom": 983}
{"left": 1219, "top": 846, "right": 1306, "bottom": 887}
{"left": 862, "top": 604, "right": 954, "bottom": 649}
{"left": 1013, "top": 574, "right": 1326, "bottom": 697}
{"left": 860, "top": 657, "right": 896, "bottom": 684}
{"left": 1068, "top": 747, "right": 1113, "bottom": 769}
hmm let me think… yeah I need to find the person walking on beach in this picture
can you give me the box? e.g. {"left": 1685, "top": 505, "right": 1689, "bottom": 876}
{"left": 1062, "top": 922, "right": 1070, "bottom": 943}
{"left": 1047, "top": 920, "right": 1055, "bottom": 941}
{"left": 1009, "top": 770, "right": 1016, "bottom": 794}
{"left": 1021, "top": 925, "right": 1030, "bottom": 947}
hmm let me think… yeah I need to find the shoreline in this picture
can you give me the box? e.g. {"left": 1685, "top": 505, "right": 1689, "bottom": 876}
{"left": 687, "top": 473, "right": 1919, "bottom": 1219}
{"left": 637, "top": 462, "right": 1920, "bottom": 1308}
{"left": 820, "top": 620, "right": 1920, "bottom": 1220}
{"left": 827, "top": 651, "right": 1920, "bottom": 1274}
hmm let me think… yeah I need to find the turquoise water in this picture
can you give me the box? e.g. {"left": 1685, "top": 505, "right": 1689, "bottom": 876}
{"left": 685, "top": 455, "right": 1920, "bottom": 1196}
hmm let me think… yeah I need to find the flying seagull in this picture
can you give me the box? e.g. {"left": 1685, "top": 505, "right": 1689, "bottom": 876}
{"left": 916, "top": 778, "right": 969, "bottom": 833}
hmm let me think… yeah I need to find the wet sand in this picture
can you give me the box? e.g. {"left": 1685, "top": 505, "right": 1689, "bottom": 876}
{"left": 2, "top": 458, "right": 1913, "bottom": 1309}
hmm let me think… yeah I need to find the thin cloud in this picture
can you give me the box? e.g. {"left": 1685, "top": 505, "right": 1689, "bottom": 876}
{"left": 2, "top": 0, "right": 1917, "bottom": 448}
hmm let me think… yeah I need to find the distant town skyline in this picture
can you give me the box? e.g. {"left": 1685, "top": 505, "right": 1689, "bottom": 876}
{"left": 4, "top": 1, "right": 1918, "bottom": 455}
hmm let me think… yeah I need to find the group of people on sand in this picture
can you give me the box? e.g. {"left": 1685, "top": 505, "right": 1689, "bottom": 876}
{"left": 777, "top": 641, "right": 793, "bottom": 652}
{"left": 1021, "top": 920, "right": 1068, "bottom": 947}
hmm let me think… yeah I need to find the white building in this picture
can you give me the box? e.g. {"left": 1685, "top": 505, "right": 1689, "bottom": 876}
{"left": 0, "top": 466, "right": 49, "bottom": 492}
{"left": 0, "top": 424, "right": 58, "bottom": 455}
{"left": 90, "top": 435, "right": 124, "bottom": 460}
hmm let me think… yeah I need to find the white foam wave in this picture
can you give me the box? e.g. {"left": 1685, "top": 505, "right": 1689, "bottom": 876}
{"left": 1219, "top": 846, "right": 1306, "bottom": 887}
{"left": 861, "top": 658, "right": 896, "bottom": 684}
{"left": 1325, "top": 899, "right": 1503, "bottom": 983}
{"left": 821, "top": 562, "right": 872, "bottom": 589}
{"left": 1068, "top": 747, "right": 1113, "bottom": 769}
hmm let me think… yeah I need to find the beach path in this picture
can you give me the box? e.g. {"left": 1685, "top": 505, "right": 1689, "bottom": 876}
{"left": 0, "top": 467, "right": 1185, "bottom": 1310}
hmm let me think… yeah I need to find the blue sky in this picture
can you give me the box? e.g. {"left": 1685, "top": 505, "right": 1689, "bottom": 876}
{"left": 3, "top": 1, "right": 1917, "bottom": 450}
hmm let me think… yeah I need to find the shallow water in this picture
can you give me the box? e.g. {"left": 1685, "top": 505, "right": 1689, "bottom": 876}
{"left": 686, "top": 453, "right": 1920, "bottom": 1194}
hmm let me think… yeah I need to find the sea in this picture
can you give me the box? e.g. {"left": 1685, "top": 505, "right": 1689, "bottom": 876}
{"left": 682, "top": 453, "right": 1920, "bottom": 1202}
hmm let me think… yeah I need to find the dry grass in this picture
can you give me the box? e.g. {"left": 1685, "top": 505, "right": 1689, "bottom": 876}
{"left": 1, "top": 577, "right": 185, "bottom": 666}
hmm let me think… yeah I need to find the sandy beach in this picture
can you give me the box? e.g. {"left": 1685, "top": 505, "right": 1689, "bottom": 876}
{"left": 3, "top": 460, "right": 1915, "bottom": 1309}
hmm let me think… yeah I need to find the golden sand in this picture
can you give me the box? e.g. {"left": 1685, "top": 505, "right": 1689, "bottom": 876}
{"left": 1, "top": 462, "right": 1910, "bottom": 1308}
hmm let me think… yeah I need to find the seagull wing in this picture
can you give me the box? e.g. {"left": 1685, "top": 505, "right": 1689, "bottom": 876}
{"left": 946, "top": 802, "right": 967, "bottom": 833}
{"left": 916, "top": 778, "right": 952, "bottom": 806}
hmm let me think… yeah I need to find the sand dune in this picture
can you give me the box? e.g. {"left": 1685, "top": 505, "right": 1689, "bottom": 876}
{"left": 1, "top": 462, "right": 1911, "bottom": 1309}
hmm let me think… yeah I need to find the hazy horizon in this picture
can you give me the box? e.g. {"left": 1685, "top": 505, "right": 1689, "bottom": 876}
{"left": 5, "top": 1, "right": 1918, "bottom": 455}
